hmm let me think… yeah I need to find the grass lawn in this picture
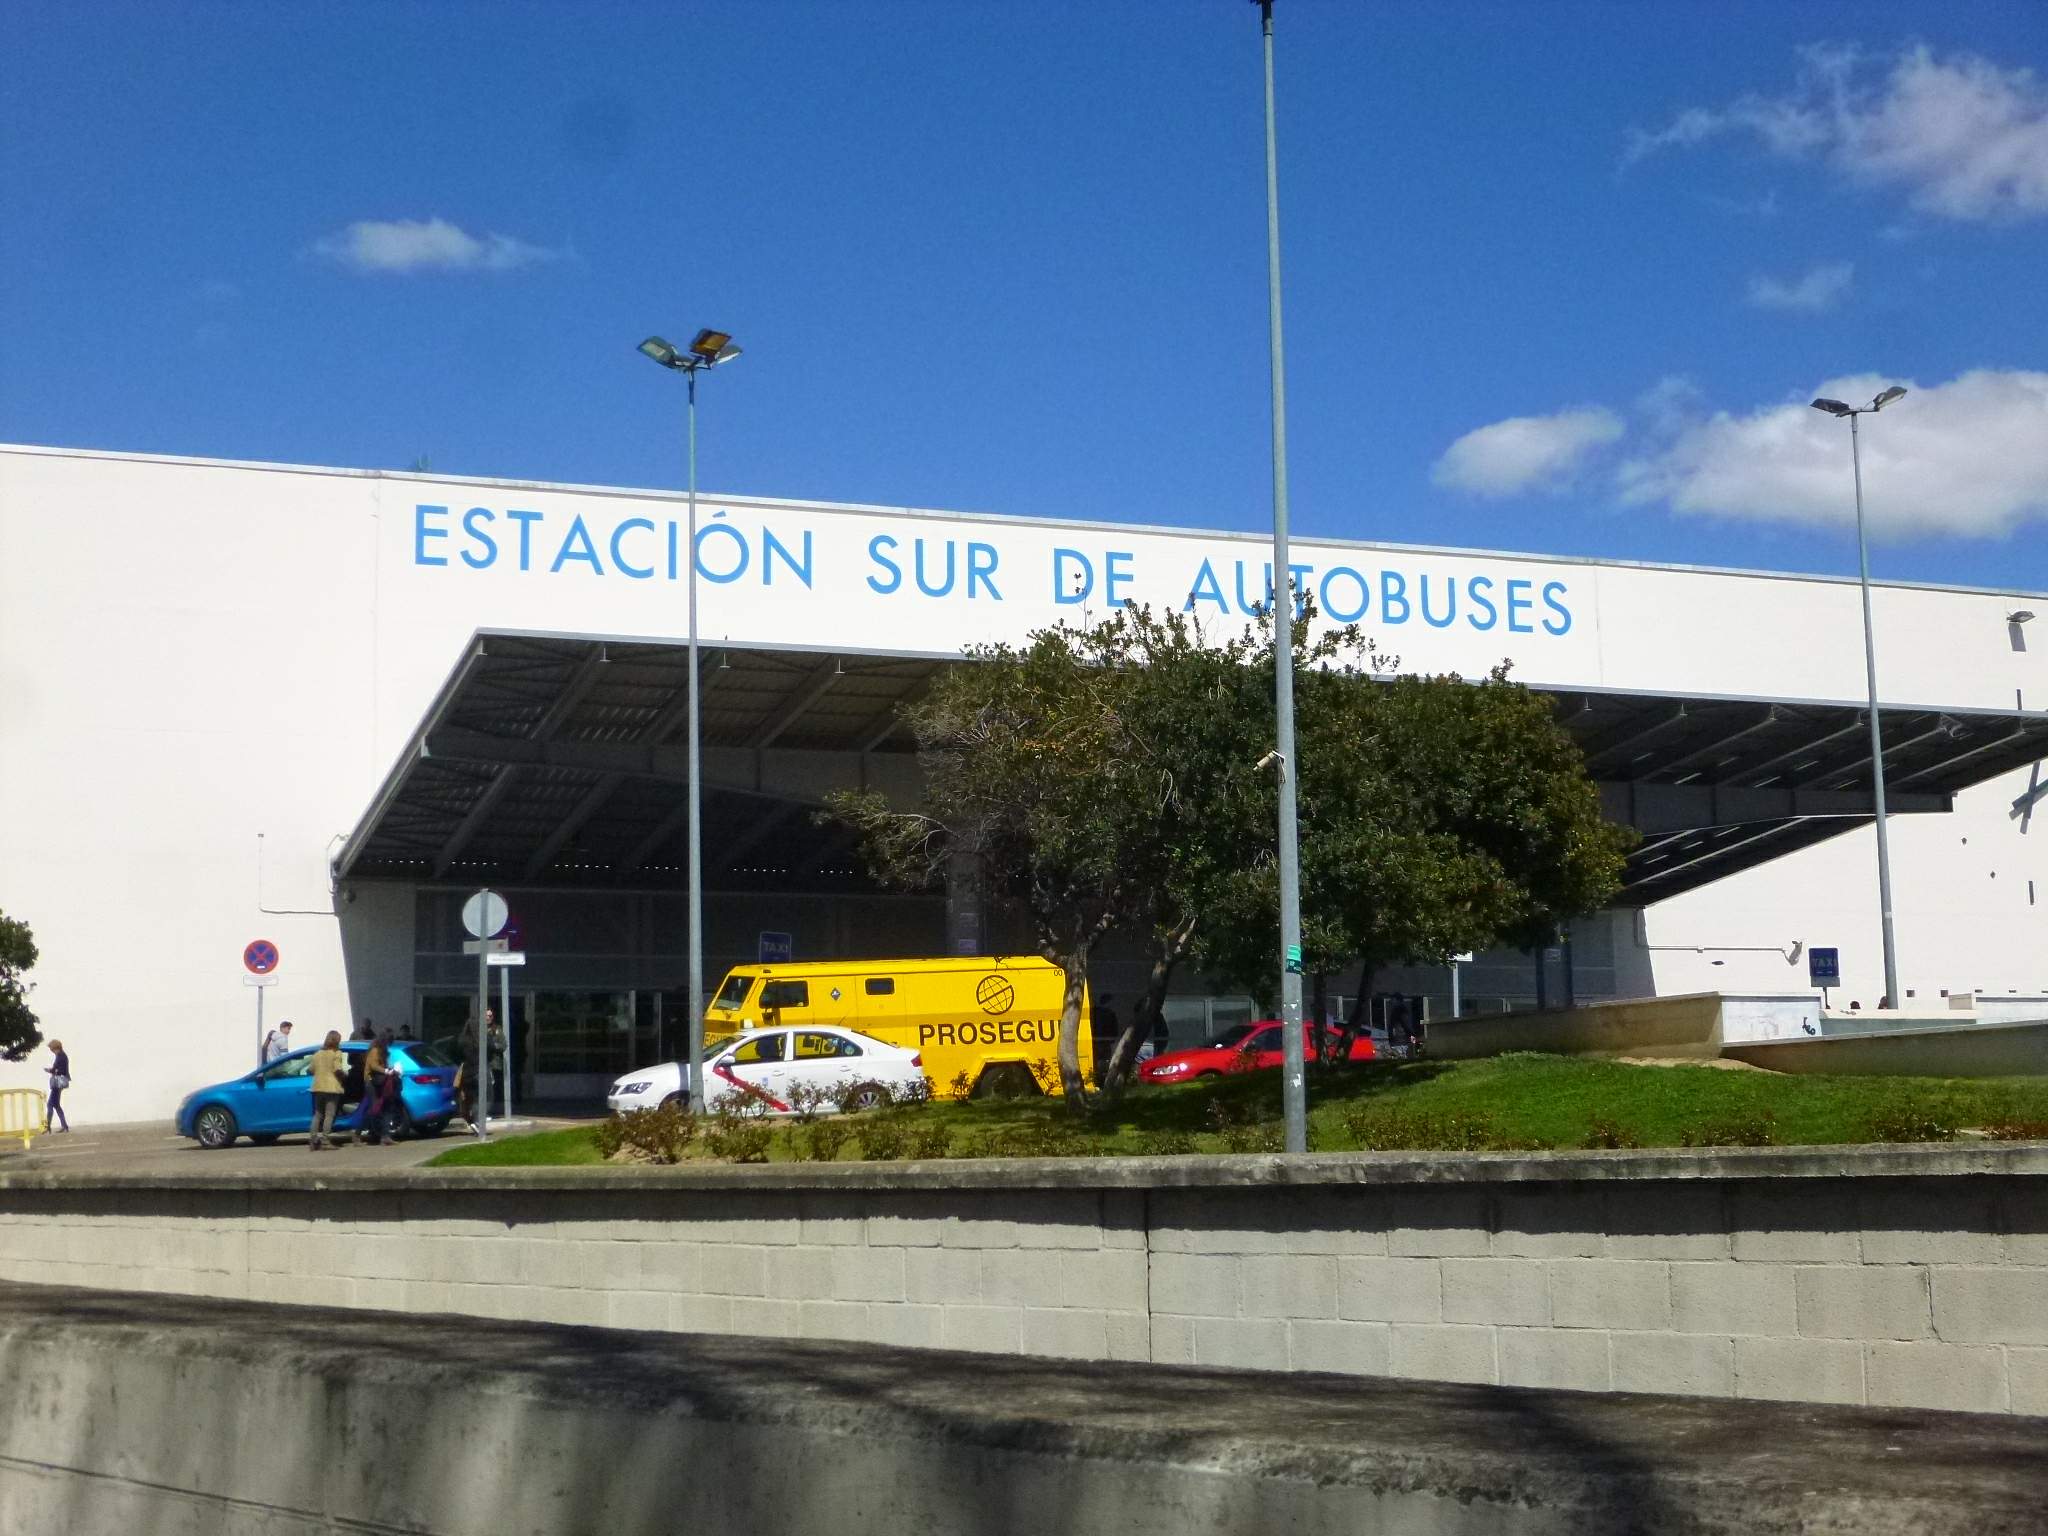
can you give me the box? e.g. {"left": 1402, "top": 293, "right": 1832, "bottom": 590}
{"left": 427, "top": 1053, "right": 2048, "bottom": 1168}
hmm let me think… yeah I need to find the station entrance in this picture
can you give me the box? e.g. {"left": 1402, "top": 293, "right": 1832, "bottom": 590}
{"left": 335, "top": 631, "right": 2048, "bottom": 1097}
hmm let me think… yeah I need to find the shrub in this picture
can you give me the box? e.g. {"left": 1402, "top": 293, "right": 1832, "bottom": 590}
{"left": 1679, "top": 1109, "right": 1778, "bottom": 1148}
{"left": 595, "top": 1103, "right": 696, "bottom": 1164}
{"left": 1583, "top": 1116, "right": 1643, "bottom": 1150}
{"left": 902, "top": 1121, "right": 954, "bottom": 1160}
{"left": 702, "top": 1103, "right": 774, "bottom": 1163}
{"left": 986, "top": 1121, "right": 1089, "bottom": 1159}
{"left": 794, "top": 1118, "right": 853, "bottom": 1163}
{"left": 1201, "top": 1098, "right": 1285, "bottom": 1153}
{"left": 1341, "top": 1106, "right": 1496, "bottom": 1152}
{"left": 1134, "top": 1130, "right": 1197, "bottom": 1156}
{"left": 852, "top": 1115, "right": 909, "bottom": 1161}
{"left": 1862, "top": 1105, "right": 1959, "bottom": 1144}
{"left": 783, "top": 1082, "right": 834, "bottom": 1125}
{"left": 1981, "top": 1120, "right": 2048, "bottom": 1141}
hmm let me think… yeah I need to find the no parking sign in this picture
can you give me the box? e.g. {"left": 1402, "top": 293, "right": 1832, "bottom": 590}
{"left": 243, "top": 939, "right": 280, "bottom": 975}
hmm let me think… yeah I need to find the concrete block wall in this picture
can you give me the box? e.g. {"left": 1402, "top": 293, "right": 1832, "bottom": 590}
{"left": 3, "top": 1151, "right": 2047, "bottom": 1416}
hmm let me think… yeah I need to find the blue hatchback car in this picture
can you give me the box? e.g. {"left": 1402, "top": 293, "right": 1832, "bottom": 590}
{"left": 175, "top": 1040, "right": 460, "bottom": 1149}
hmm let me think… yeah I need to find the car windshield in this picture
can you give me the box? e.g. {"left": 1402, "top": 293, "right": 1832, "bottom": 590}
{"left": 712, "top": 973, "right": 753, "bottom": 1011}
{"left": 1211, "top": 1023, "right": 1255, "bottom": 1049}
{"left": 400, "top": 1042, "right": 457, "bottom": 1068}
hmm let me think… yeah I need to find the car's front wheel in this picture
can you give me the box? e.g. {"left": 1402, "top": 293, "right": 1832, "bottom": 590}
{"left": 194, "top": 1106, "right": 238, "bottom": 1150}
{"left": 659, "top": 1093, "right": 685, "bottom": 1112}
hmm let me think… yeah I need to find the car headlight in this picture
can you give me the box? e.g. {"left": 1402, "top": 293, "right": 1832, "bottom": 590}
{"left": 1151, "top": 1061, "right": 1190, "bottom": 1076}
{"left": 613, "top": 1081, "right": 650, "bottom": 1096}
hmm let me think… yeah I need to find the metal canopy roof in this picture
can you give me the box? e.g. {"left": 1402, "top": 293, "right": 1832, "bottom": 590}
{"left": 336, "top": 632, "right": 2048, "bottom": 904}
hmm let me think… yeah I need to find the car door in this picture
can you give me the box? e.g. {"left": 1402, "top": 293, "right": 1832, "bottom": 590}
{"left": 1238, "top": 1024, "right": 1285, "bottom": 1071}
{"left": 713, "top": 1031, "right": 793, "bottom": 1112}
{"left": 788, "top": 1030, "right": 865, "bottom": 1106}
{"left": 248, "top": 1051, "right": 316, "bottom": 1132}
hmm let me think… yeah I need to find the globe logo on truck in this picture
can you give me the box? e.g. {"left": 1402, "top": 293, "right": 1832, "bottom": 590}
{"left": 976, "top": 975, "right": 1015, "bottom": 1015}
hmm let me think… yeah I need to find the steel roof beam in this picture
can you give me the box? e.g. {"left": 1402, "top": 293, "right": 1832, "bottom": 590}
{"left": 429, "top": 648, "right": 611, "bottom": 877}
{"left": 747, "top": 656, "right": 842, "bottom": 751}
{"left": 1652, "top": 706, "right": 1781, "bottom": 778}
{"left": 1582, "top": 705, "right": 1689, "bottom": 773}
{"left": 523, "top": 658, "right": 727, "bottom": 878}
{"left": 1628, "top": 819, "right": 1815, "bottom": 892}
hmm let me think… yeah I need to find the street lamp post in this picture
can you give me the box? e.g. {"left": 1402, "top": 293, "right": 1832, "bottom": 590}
{"left": 1253, "top": 0, "right": 1307, "bottom": 1153}
{"left": 1811, "top": 386, "right": 1908, "bottom": 1009}
{"left": 639, "top": 328, "right": 743, "bottom": 1112}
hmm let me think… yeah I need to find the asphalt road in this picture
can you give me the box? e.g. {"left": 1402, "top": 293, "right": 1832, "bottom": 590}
{"left": 0, "top": 1117, "right": 573, "bottom": 1174}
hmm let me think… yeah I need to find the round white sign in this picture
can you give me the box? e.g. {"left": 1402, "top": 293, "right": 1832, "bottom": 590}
{"left": 461, "top": 890, "right": 509, "bottom": 940}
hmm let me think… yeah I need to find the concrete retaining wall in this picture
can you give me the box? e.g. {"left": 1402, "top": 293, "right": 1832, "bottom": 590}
{"left": 4, "top": 1147, "right": 2048, "bottom": 1416}
{"left": 1727, "top": 1020, "right": 2048, "bottom": 1077}
{"left": 8, "top": 1284, "right": 2045, "bottom": 1535}
{"left": 1425, "top": 992, "right": 1724, "bottom": 1060}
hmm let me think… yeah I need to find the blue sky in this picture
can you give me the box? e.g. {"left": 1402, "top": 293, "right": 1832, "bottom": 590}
{"left": 4, "top": 2, "right": 2046, "bottom": 591}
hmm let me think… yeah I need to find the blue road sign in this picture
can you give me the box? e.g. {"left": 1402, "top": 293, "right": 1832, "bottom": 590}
{"left": 1808, "top": 947, "right": 1840, "bottom": 987}
{"left": 758, "top": 931, "right": 794, "bottom": 964}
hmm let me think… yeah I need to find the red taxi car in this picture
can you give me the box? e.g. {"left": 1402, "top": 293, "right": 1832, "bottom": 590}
{"left": 1138, "top": 1019, "right": 1375, "bottom": 1083}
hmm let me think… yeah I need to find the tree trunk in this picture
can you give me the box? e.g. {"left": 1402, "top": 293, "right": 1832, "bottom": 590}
{"left": 1097, "top": 923, "right": 1190, "bottom": 1097}
{"left": 1054, "top": 952, "right": 1091, "bottom": 1106}
{"left": 1311, "top": 970, "right": 1331, "bottom": 1064}
{"left": 1330, "top": 962, "right": 1374, "bottom": 1065}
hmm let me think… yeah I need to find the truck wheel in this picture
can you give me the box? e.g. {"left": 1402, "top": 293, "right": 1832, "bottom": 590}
{"left": 971, "top": 1063, "right": 1042, "bottom": 1099}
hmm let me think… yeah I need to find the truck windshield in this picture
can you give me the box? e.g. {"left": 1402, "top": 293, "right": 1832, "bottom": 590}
{"left": 712, "top": 973, "right": 754, "bottom": 1011}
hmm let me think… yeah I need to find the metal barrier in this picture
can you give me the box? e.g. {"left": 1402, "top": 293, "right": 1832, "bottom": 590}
{"left": 0, "top": 1088, "right": 45, "bottom": 1150}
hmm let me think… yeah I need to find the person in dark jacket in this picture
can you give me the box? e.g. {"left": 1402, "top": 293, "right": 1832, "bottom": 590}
{"left": 43, "top": 1040, "right": 70, "bottom": 1132}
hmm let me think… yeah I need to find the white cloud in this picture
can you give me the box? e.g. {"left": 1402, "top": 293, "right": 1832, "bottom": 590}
{"left": 1628, "top": 46, "right": 2048, "bottom": 221}
{"left": 312, "top": 217, "right": 561, "bottom": 274}
{"left": 1617, "top": 370, "right": 2048, "bottom": 539}
{"left": 1431, "top": 408, "right": 1625, "bottom": 498}
{"left": 1746, "top": 261, "right": 1853, "bottom": 312}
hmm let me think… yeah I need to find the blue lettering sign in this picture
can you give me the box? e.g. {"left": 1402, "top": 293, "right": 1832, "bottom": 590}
{"left": 414, "top": 504, "right": 449, "bottom": 566}
{"left": 867, "top": 534, "right": 902, "bottom": 593}
{"left": 610, "top": 517, "right": 655, "bottom": 580}
{"left": 1054, "top": 548, "right": 1092, "bottom": 605}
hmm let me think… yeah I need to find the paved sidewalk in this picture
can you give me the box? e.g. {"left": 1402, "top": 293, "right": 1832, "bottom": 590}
{"left": 0, "top": 1117, "right": 576, "bottom": 1174}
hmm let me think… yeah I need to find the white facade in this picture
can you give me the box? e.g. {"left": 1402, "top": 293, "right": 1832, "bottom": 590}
{"left": 2, "top": 443, "right": 2044, "bottom": 1121}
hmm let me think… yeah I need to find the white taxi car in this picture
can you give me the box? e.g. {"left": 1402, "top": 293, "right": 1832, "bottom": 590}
{"left": 606, "top": 1025, "right": 924, "bottom": 1117}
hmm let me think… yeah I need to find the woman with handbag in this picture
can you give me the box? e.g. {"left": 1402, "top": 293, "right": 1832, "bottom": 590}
{"left": 43, "top": 1040, "right": 70, "bottom": 1132}
{"left": 308, "top": 1030, "right": 347, "bottom": 1151}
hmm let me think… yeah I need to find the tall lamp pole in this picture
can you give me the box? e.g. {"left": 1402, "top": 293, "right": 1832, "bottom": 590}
{"left": 1253, "top": 0, "right": 1307, "bottom": 1153}
{"left": 639, "top": 328, "right": 744, "bottom": 1111}
{"left": 1812, "top": 386, "right": 1908, "bottom": 1009}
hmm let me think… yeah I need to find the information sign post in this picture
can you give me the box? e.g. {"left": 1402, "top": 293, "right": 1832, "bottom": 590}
{"left": 1808, "top": 946, "right": 1841, "bottom": 1010}
{"left": 461, "top": 891, "right": 509, "bottom": 1138}
{"left": 243, "top": 940, "right": 280, "bottom": 1065}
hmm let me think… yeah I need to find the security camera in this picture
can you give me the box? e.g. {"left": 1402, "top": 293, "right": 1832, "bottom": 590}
{"left": 1255, "top": 750, "right": 1283, "bottom": 773}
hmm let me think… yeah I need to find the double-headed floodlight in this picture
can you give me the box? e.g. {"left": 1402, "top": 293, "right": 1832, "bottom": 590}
{"left": 639, "top": 329, "right": 743, "bottom": 373}
{"left": 638, "top": 326, "right": 743, "bottom": 1113}
{"left": 1810, "top": 383, "right": 1909, "bottom": 1010}
{"left": 1811, "top": 385, "right": 1907, "bottom": 418}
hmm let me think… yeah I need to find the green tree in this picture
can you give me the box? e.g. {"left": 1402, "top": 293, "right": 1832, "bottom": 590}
{"left": 0, "top": 909, "right": 43, "bottom": 1062}
{"left": 825, "top": 609, "right": 1267, "bottom": 1103}
{"left": 1197, "top": 657, "right": 1635, "bottom": 1056}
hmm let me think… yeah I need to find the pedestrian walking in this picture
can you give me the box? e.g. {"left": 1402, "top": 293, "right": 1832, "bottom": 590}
{"left": 43, "top": 1040, "right": 70, "bottom": 1133}
{"left": 262, "top": 1020, "right": 293, "bottom": 1063}
{"left": 308, "top": 1030, "right": 346, "bottom": 1150}
{"left": 352, "top": 1040, "right": 397, "bottom": 1145}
